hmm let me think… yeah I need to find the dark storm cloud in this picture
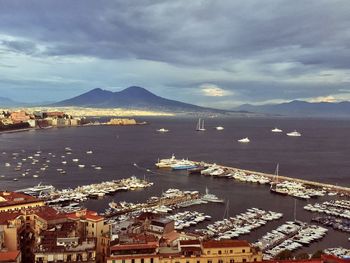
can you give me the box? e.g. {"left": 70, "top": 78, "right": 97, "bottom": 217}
{"left": 0, "top": 0, "right": 349, "bottom": 68}
{"left": 0, "top": 0, "right": 350, "bottom": 104}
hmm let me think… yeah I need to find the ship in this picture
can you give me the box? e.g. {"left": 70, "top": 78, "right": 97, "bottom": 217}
{"left": 196, "top": 118, "right": 206, "bottom": 131}
{"left": 270, "top": 164, "right": 288, "bottom": 196}
{"left": 287, "top": 130, "right": 301, "bottom": 137}
{"left": 271, "top": 128, "right": 283, "bottom": 133}
{"left": 238, "top": 137, "right": 250, "bottom": 143}
{"left": 202, "top": 187, "right": 224, "bottom": 203}
{"left": 156, "top": 128, "right": 169, "bottom": 133}
{"left": 15, "top": 183, "right": 55, "bottom": 196}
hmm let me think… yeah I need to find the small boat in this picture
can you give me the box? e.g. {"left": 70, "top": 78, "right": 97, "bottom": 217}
{"left": 13, "top": 178, "right": 18, "bottom": 181}
{"left": 33, "top": 175, "right": 39, "bottom": 178}
{"left": 95, "top": 166, "right": 102, "bottom": 170}
{"left": 287, "top": 130, "right": 301, "bottom": 137}
{"left": 196, "top": 118, "right": 206, "bottom": 131}
{"left": 65, "top": 147, "right": 72, "bottom": 152}
{"left": 238, "top": 137, "right": 250, "bottom": 143}
{"left": 78, "top": 164, "right": 85, "bottom": 168}
{"left": 271, "top": 128, "right": 283, "bottom": 133}
{"left": 72, "top": 159, "right": 79, "bottom": 162}
{"left": 62, "top": 161, "right": 67, "bottom": 164}
{"left": 156, "top": 128, "right": 169, "bottom": 133}
{"left": 86, "top": 150, "right": 93, "bottom": 154}
{"left": 5, "top": 163, "right": 11, "bottom": 167}
{"left": 215, "top": 126, "right": 224, "bottom": 131}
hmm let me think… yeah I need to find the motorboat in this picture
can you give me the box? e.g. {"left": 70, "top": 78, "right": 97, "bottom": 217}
{"left": 238, "top": 137, "right": 250, "bottom": 143}
{"left": 156, "top": 128, "right": 169, "bottom": 133}
{"left": 287, "top": 130, "right": 301, "bottom": 137}
{"left": 271, "top": 128, "right": 283, "bottom": 133}
{"left": 216, "top": 126, "right": 224, "bottom": 131}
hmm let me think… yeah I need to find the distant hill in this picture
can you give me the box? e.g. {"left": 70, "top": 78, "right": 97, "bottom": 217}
{"left": 52, "top": 86, "right": 238, "bottom": 114}
{"left": 235, "top": 100, "right": 350, "bottom": 117}
{"left": 0, "top": 97, "right": 28, "bottom": 107}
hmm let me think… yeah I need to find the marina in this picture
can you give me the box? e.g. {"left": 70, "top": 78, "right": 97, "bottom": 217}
{"left": 195, "top": 207, "right": 283, "bottom": 240}
{"left": 255, "top": 221, "right": 328, "bottom": 259}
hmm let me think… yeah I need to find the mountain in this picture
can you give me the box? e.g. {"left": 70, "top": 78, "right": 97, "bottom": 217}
{"left": 0, "top": 97, "right": 28, "bottom": 107}
{"left": 235, "top": 100, "right": 350, "bottom": 117}
{"left": 52, "top": 86, "right": 235, "bottom": 114}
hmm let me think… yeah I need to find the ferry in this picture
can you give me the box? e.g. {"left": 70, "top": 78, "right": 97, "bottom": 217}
{"left": 287, "top": 130, "right": 301, "bottom": 137}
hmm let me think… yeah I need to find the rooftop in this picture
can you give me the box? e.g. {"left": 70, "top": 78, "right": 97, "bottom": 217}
{"left": 66, "top": 209, "right": 104, "bottom": 222}
{"left": 0, "top": 191, "right": 41, "bottom": 208}
{"left": 0, "top": 250, "right": 20, "bottom": 262}
{"left": 202, "top": 240, "right": 250, "bottom": 249}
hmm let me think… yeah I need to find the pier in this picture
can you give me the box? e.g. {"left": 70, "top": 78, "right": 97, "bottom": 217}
{"left": 195, "top": 161, "right": 350, "bottom": 196}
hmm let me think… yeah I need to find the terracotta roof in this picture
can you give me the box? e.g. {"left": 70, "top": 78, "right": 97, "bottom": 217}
{"left": 0, "top": 250, "right": 20, "bottom": 261}
{"left": 264, "top": 260, "right": 323, "bottom": 263}
{"left": 0, "top": 191, "right": 41, "bottom": 208}
{"left": 0, "top": 211, "right": 23, "bottom": 225}
{"left": 111, "top": 242, "right": 158, "bottom": 251}
{"left": 32, "top": 206, "right": 67, "bottom": 221}
{"left": 179, "top": 240, "right": 201, "bottom": 246}
{"left": 202, "top": 240, "right": 250, "bottom": 248}
{"left": 66, "top": 210, "right": 104, "bottom": 221}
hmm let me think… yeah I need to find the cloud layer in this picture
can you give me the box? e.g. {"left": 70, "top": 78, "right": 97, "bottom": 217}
{"left": 0, "top": 0, "right": 350, "bottom": 107}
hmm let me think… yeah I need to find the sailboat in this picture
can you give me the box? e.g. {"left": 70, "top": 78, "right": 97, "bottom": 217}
{"left": 196, "top": 118, "right": 206, "bottom": 131}
{"left": 270, "top": 163, "right": 288, "bottom": 195}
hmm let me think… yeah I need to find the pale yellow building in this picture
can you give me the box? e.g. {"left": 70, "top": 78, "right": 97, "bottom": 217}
{"left": 107, "top": 239, "right": 262, "bottom": 263}
{"left": 0, "top": 192, "right": 45, "bottom": 213}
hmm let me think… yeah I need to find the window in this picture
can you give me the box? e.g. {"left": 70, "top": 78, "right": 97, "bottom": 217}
{"left": 243, "top": 259, "right": 246, "bottom": 263}
{"left": 92, "top": 223, "right": 94, "bottom": 227}
{"left": 186, "top": 261, "right": 190, "bottom": 263}
{"left": 151, "top": 258, "right": 154, "bottom": 263}
{"left": 230, "top": 260, "right": 235, "bottom": 263}
{"left": 208, "top": 260, "right": 212, "bottom": 263}
{"left": 242, "top": 249, "right": 245, "bottom": 253}
{"left": 254, "top": 258, "right": 257, "bottom": 262}
{"left": 218, "top": 250, "right": 222, "bottom": 255}
{"left": 230, "top": 250, "right": 233, "bottom": 254}
{"left": 218, "top": 260, "right": 223, "bottom": 263}
{"left": 197, "top": 261, "right": 200, "bottom": 263}
{"left": 132, "top": 259, "right": 135, "bottom": 263}
{"left": 141, "top": 258, "right": 144, "bottom": 263}
{"left": 122, "top": 260, "right": 125, "bottom": 263}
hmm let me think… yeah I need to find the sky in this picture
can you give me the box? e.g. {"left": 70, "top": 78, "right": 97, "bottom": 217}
{"left": 0, "top": 0, "right": 350, "bottom": 108}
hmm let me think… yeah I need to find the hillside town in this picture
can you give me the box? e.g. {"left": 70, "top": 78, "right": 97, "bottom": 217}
{"left": 0, "top": 110, "right": 84, "bottom": 132}
{"left": 0, "top": 189, "right": 348, "bottom": 263}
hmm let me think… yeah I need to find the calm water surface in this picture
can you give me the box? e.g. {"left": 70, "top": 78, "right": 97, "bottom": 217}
{"left": 0, "top": 117, "right": 349, "bottom": 252}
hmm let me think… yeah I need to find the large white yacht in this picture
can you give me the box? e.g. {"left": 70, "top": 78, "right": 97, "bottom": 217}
{"left": 271, "top": 128, "right": 283, "bottom": 133}
{"left": 287, "top": 130, "right": 301, "bottom": 137}
{"left": 156, "top": 128, "right": 169, "bottom": 133}
{"left": 238, "top": 137, "right": 250, "bottom": 143}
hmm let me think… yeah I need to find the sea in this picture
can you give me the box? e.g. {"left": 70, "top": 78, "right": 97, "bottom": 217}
{"left": 0, "top": 116, "right": 349, "bottom": 253}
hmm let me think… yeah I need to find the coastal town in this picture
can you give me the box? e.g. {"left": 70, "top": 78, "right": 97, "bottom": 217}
{"left": 0, "top": 109, "right": 146, "bottom": 133}
{"left": 0, "top": 153, "right": 349, "bottom": 262}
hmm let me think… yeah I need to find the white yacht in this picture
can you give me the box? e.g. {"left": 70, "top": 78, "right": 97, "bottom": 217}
{"left": 78, "top": 164, "right": 85, "bottom": 168}
{"left": 156, "top": 128, "right": 169, "bottom": 133}
{"left": 271, "top": 128, "right": 283, "bottom": 133}
{"left": 238, "top": 137, "right": 250, "bottom": 143}
{"left": 72, "top": 158, "right": 79, "bottom": 162}
{"left": 287, "top": 130, "right": 301, "bottom": 137}
{"left": 202, "top": 187, "right": 224, "bottom": 203}
{"left": 86, "top": 150, "right": 93, "bottom": 154}
{"left": 216, "top": 126, "right": 224, "bottom": 131}
{"left": 196, "top": 118, "right": 206, "bottom": 131}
